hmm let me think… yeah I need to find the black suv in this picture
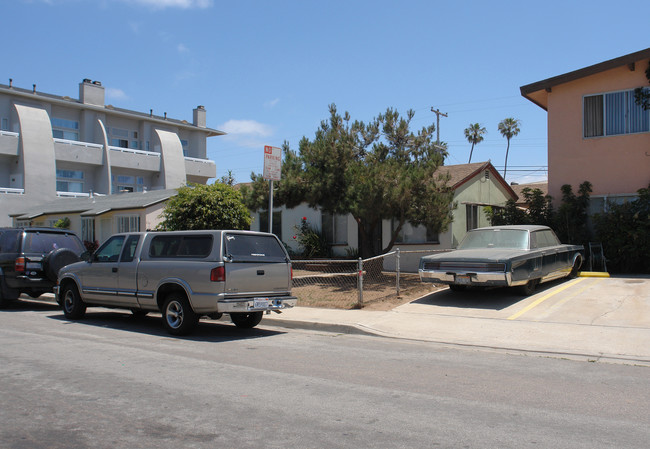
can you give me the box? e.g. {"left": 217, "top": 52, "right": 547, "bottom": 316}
{"left": 0, "top": 227, "right": 85, "bottom": 307}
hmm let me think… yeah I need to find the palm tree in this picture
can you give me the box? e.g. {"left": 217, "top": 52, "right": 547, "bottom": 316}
{"left": 464, "top": 123, "right": 487, "bottom": 163}
{"left": 497, "top": 118, "right": 521, "bottom": 180}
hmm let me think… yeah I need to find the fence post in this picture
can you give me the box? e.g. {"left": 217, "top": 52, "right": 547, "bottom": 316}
{"left": 396, "top": 248, "right": 401, "bottom": 297}
{"left": 357, "top": 257, "right": 363, "bottom": 307}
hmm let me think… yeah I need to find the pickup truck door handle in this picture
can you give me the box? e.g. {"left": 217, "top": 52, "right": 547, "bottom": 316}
{"left": 112, "top": 267, "right": 118, "bottom": 273}
{"left": 257, "top": 270, "right": 265, "bottom": 275}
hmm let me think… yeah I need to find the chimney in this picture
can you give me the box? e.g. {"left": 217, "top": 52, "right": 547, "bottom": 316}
{"left": 79, "top": 79, "right": 105, "bottom": 106}
{"left": 193, "top": 105, "right": 206, "bottom": 128}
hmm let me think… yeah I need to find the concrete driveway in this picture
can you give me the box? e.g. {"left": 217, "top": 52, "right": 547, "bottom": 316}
{"left": 265, "top": 275, "right": 650, "bottom": 365}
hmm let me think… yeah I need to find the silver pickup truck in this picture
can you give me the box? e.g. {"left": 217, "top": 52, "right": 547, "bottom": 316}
{"left": 55, "top": 230, "right": 297, "bottom": 335}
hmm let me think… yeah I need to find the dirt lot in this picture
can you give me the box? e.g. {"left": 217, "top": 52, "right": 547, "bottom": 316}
{"left": 292, "top": 271, "right": 439, "bottom": 311}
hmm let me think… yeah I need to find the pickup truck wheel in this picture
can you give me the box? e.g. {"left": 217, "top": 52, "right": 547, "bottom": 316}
{"left": 162, "top": 295, "right": 198, "bottom": 336}
{"left": 230, "top": 312, "right": 263, "bottom": 329}
{"left": 62, "top": 284, "right": 86, "bottom": 319}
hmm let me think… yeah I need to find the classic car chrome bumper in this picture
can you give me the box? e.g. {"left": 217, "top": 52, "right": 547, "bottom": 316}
{"left": 217, "top": 296, "right": 298, "bottom": 313}
{"left": 419, "top": 270, "right": 528, "bottom": 287}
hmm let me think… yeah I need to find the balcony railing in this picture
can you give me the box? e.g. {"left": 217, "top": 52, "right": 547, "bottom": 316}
{"left": 0, "top": 130, "right": 19, "bottom": 138}
{"left": 54, "top": 138, "right": 103, "bottom": 149}
{"left": 184, "top": 156, "right": 215, "bottom": 164}
{"left": 56, "top": 191, "right": 90, "bottom": 198}
{"left": 0, "top": 187, "right": 24, "bottom": 195}
{"left": 109, "top": 146, "right": 160, "bottom": 157}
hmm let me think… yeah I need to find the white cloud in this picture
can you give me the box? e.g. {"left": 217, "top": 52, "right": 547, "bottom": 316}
{"left": 177, "top": 43, "right": 189, "bottom": 53}
{"left": 127, "top": 0, "right": 213, "bottom": 9}
{"left": 220, "top": 120, "right": 273, "bottom": 138}
{"left": 264, "top": 98, "right": 280, "bottom": 108}
{"left": 106, "top": 88, "right": 128, "bottom": 100}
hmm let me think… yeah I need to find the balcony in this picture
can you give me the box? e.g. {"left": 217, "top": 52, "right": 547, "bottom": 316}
{"left": 109, "top": 146, "right": 161, "bottom": 172}
{"left": 185, "top": 156, "right": 216, "bottom": 180}
{"left": 0, "top": 130, "right": 19, "bottom": 156}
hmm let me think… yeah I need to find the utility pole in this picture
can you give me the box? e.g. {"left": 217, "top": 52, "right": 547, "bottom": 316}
{"left": 430, "top": 107, "right": 448, "bottom": 144}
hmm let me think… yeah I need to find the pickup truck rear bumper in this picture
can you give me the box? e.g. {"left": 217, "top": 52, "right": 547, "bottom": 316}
{"left": 217, "top": 296, "right": 298, "bottom": 313}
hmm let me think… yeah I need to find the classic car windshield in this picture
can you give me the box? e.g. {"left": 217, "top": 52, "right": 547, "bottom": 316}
{"left": 458, "top": 229, "right": 529, "bottom": 250}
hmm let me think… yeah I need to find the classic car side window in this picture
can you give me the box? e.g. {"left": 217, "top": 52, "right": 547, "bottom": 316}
{"left": 94, "top": 236, "right": 126, "bottom": 263}
{"left": 542, "top": 230, "right": 561, "bottom": 246}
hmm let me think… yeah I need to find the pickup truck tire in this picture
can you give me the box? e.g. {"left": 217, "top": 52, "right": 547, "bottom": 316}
{"left": 162, "top": 294, "right": 198, "bottom": 336}
{"left": 62, "top": 284, "right": 86, "bottom": 320}
{"left": 230, "top": 311, "right": 263, "bottom": 329}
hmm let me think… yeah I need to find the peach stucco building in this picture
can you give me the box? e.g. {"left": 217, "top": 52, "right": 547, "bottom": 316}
{"left": 521, "top": 48, "right": 650, "bottom": 211}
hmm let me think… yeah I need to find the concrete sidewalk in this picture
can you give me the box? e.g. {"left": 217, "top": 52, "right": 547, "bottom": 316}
{"left": 262, "top": 281, "right": 650, "bottom": 366}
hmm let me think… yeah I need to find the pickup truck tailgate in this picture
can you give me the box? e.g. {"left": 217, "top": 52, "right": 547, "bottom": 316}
{"left": 223, "top": 232, "right": 292, "bottom": 297}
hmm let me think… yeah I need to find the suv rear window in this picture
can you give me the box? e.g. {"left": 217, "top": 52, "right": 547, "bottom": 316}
{"left": 224, "top": 233, "right": 287, "bottom": 262}
{"left": 0, "top": 230, "right": 20, "bottom": 253}
{"left": 22, "top": 231, "right": 85, "bottom": 255}
{"left": 149, "top": 235, "right": 213, "bottom": 258}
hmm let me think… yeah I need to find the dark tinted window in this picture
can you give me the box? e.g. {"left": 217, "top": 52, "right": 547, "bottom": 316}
{"left": 149, "top": 235, "right": 212, "bottom": 258}
{"left": 0, "top": 230, "right": 20, "bottom": 253}
{"left": 224, "top": 233, "right": 286, "bottom": 262}
{"left": 120, "top": 235, "right": 141, "bottom": 262}
{"left": 22, "top": 231, "right": 85, "bottom": 254}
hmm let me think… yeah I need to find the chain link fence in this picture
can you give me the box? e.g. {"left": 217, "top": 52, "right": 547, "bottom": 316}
{"left": 291, "top": 249, "right": 450, "bottom": 309}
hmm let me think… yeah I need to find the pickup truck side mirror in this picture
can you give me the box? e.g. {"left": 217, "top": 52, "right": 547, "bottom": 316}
{"left": 80, "top": 251, "right": 92, "bottom": 262}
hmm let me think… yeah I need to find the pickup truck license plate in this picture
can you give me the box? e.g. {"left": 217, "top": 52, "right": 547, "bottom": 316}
{"left": 253, "top": 298, "right": 269, "bottom": 309}
{"left": 455, "top": 275, "right": 471, "bottom": 285}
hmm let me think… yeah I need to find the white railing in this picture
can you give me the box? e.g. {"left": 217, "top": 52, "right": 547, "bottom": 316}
{"left": 53, "top": 138, "right": 103, "bottom": 149}
{"left": 109, "top": 146, "right": 160, "bottom": 157}
{"left": 56, "top": 191, "right": 90, "bottom": 198}
{"left": 0, "top": 187, "right": 24, "bottom": 195}
{"left": 184, "top": 156, "right": 215, "bottom": 164}
{"left": 0, "top": 130, "right": 19, "bottom": 138}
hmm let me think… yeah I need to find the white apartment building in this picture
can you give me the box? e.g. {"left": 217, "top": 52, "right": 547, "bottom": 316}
{"left": 0, "top": 78, "right": 223, "bottom": 226}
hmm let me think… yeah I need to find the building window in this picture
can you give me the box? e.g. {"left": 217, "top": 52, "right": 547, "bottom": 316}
{"left": 322, "top": 212, "right": 348, "bottom": 245}
{"left": 466, "top": 204, "right": 479, "bottom": 231}
{"left": 1, "top": 118, "right": 8, "bottom": 131}
{"left": 258, "top": 211, "right": 281, "bottom": 239}
{"left": 51, "top": 117, "right": 79, "bottom": 141}
{"left": 584, "top": 89, "right": 650, "bottom": 138}
{"left": 81, "top": 217, "right": 95, "bottom": 243}
{"left": 117, "top": 215, "right": 140, "bottom": 233}
{"left": 392, "top": 220, "right": 439, "bottom": 244}
{"left": 181, "top": 139, "right": 189, "bottom": 156}
{"left": 56, "top": 169, "right": 84, "bottom": 193}
{"left": 107, "top": 127, "right": 139, "bottom": 149}
{"left": 112, "top": 175, "right": 145, "bottom": 193}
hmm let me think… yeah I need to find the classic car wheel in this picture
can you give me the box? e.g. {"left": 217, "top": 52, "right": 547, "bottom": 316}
{"left": 569, "top": 255, "right": 583, "bottom": 278}
{"left": 162, "top": 295, "right": 198, "bottom": 336}
{"left": 62, "top": 284, "right": 86, "bottom": 319}
{"left": 448, "top": 284, "right": 467, "bottom": 292}
{"left": 518, "top": 279, "right": 538, "bottom": 296}
{"left": 230, "top": 312, "right": 263, "bottom": 329}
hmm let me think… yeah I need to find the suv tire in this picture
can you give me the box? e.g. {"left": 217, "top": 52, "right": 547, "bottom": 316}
{"left": 43, "top": 248, "right": 81, "bottom": 282}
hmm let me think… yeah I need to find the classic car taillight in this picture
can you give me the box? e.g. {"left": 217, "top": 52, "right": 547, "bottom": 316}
{"left": 15, "top": 257, "right": 26, "bottom": 273}
{"left": 210, "top": 266, "right": 225, "bottom": 282}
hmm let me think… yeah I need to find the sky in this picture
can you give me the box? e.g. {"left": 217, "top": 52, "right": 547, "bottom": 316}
{"left": 3, "top": 0, "right": 648, "bottom": 186}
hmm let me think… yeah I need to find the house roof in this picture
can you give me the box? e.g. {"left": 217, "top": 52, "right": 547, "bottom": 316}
{"left": 520, "top": 48, "right": 650, "bottom": 110}
{"left": 434, "top": 161, "right": 518, "bottom": 200}
{"left": 10, "top": 189, "right": 177, "bottom": 220}
{"left": 510, "top": 181, "right": 548, "bottom": 204}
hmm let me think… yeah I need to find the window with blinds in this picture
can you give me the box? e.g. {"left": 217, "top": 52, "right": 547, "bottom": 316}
{"left": 584, "top": 89, "right": 650, "bottom": 138}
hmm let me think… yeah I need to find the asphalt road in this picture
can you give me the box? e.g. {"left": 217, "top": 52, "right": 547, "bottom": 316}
{"left": 1, "top": 299, "right": 649, "bottom": 449}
